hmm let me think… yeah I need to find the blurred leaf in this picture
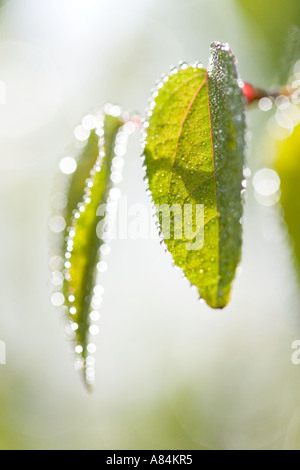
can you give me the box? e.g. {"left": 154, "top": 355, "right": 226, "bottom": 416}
{"left": 62, "top": 113, "right": 123, "bottom": 386}
{"left": 144, "top": 42, "right": 245, "bottom": 309}
{"left": 50, "top": 129, "right": 100, "bottom": 269}
{"left": 275, "top": 123, "right": 300, "bottom": 278}
{"left": 278, "top": 26, "right": 300, "bottom": 86}
{"left": 235, "top": 0, "right": 300, "bottom": 83}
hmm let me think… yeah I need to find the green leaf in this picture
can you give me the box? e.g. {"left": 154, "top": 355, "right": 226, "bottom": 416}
{"left": 50, "top": 108, "right": 130, "bottom": 388}
{"left": 64, "top": 113, "right": 124, "bottom": 387}
{"left": 143, "top": 42, "right": 246, "bottom": 309}
{"left": 278, "top": 26, "right": 300, "bottom": 86}
{"left": 275, "top": 123, "right": 300, "bottom": 279}
{"left": 63, "top": 113, "right": 122, "bottom": 359}
{"left": 50, "top": 129, "right": 100, "bottom": 265}
{"left": 64, "top": 130, "right": 100, "bottom": 233}
{"left": 235, "top": 0, "right": 300, "bottom": 84}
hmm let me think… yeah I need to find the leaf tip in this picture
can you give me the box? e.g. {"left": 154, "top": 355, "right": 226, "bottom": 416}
{"left": 209, "top": 41, "right": 237, "bottom": 68}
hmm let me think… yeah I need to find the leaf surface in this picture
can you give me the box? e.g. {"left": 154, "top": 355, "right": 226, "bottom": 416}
{"left": 144, "top": 43, "right": 245, "bottom": 308}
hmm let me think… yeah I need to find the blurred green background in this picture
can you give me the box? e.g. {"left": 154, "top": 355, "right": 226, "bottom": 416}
{"left": 1, "top": 0, "right": 300, "bottom": 450}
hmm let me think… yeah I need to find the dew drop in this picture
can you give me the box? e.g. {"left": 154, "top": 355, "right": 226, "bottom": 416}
{"left": 100, "top": 244, "right": 111, "bottom": 256}
{"left": 89, "top": 325, "right": 99, "bottom": 336}
{"left": 82, "top": 114, "right": 98, "bottom": 131}
{"left": 51, "top": 271, "right": 64, "bottom": 287}
{"left": 112, "top": 156, "right": 124, "bottom": 169}
{"left": 74, "top": 125, "right": 90, "bottom": 142}
{"left": 243, "top": 167, "right": 251, "bottom": 178}
{"left": 123, "top": 121, "right": 136, "bottom": 134}
{"left": 74, "top": 358, "right": 84, "bottom": 371}
{"left": 275, "top": 95, "right": 290, "bottom": 110}
{"left": 90, "top": 310, "right": 100, "bottom": 322}
{"left": 86, "top": 356, "right": 95, "bottom": 367}
{"left": 59, "top": 157, "right": 77, "bottom": 175}
{"left": 109, "top": 105, "right": 121, "bottom": 117}
{"left": 110, "top": 172, "right": 122, "bottom": 184}
{"left": 49, "top": 215, "right": 66, "bottom": 234}
{"left": 253, "top": 169, "right": 280, "bottom": 196}
{"left": 71, "top": 322, "right": 78, "bottom": 331}
{"left": 179, "top": 61, "right": 188, "bottom": 70}
{"left": 87, "top": 343, "right": 97, "bottom": 354}
{"left": 49, "top": 255, "right": 64, "bottom": 271}
{"left": 258, "top": 97, "right": 272, "bottom": 112}
{"left": 75, "top": 345, "right": 83, "bottom": 354}
{"left": 51, "top": 292, "right": 65, "bottom": 307}
{"left": 109, "top": 188, "right": 121, "bottom": 200}
{"left": 94, "top": 285, "right": 104, "bottom": 296}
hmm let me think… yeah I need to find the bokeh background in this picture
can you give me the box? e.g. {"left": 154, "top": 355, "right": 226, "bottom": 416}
{"left": 1, "top": 0, "right": 300, "bottom": 450}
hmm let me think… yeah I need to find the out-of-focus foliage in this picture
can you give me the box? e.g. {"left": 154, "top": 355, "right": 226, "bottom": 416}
{"left": 144, "top": 43, "right": 245, "bottom": 309}
{"left": 61, "top": 113, "right": 122, "bottom": 385}
{"left": 236, "top": 0, "right": 300, "bottom": 84}
{"left": 278, "top": 27, "right": 300, "bottom": 86}
{"left": 275, "top": 123, "right": 300, "bottom": 279}
{"left": 63, "top": 130, "right": 99, "bottom": 235}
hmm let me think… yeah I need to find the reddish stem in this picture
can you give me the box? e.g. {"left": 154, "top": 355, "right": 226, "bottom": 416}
{"left": 242, "top": 83, "right": 267, "bottom": 104}
{"left": 242, "top": 82, "right": 291, "bottom": 105}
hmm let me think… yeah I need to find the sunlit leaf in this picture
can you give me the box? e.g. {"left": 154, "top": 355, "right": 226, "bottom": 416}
{"left": 63, "top": 113, "right": 125, "bottom": 387}
{"left": 235, "top": 0, "right": 300, "bottom": 83}
{"left": 275, "top": 123, "right": 300, "bottom": 279}
{"left": 143, "top": 42, "right": 246, "bottom": 309}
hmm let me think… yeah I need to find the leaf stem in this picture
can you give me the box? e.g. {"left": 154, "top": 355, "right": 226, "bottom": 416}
{"left": 242, "top": 82, "right": 291, "bottom": 105}
{"left": 124, "top": 113, "right": 142, "bottom": 129}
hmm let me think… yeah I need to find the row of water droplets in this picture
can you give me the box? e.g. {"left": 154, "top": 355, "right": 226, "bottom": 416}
{"left": 49, "top": 104, "right": 136, "bottom": 387}
{"left": 65, "top": 110, "right": 106, "bottom": 387}
{"left": 208, "top": 47, "right": 248, "bottom": 228}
